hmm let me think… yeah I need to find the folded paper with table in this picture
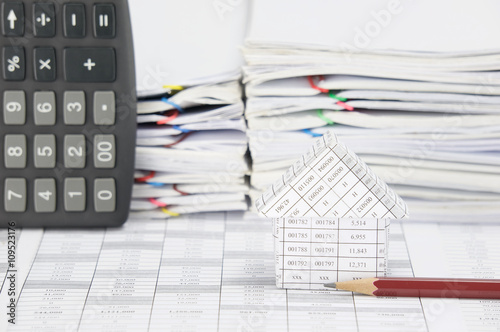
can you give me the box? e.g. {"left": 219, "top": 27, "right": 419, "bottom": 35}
{"left": 255, "top": 131, "right": 408, "bottom": 290}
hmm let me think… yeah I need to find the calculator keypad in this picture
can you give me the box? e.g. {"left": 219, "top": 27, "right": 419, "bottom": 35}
{"left": 1, "top": 1, "right": 136, "bottom": 227}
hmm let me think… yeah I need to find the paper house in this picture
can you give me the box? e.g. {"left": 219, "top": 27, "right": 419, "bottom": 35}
{"left": 255, "top": 131, "right": 408, "bottom": 290}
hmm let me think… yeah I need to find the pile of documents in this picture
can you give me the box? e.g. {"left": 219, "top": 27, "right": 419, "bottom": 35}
{"left": 131, "top": 82, "right": 250, "bottom": 218}
{"left": 244, "top": 0, "right": 500, "bottom": 222}
{"left": 129, "top": 0, "right": 251, "bottom": 218}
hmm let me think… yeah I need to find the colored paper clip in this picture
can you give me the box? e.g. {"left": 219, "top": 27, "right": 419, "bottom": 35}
{"left": 165, "top": 132, "right": 193, "bottom": 148}
{"left": 161, "top": 208, "right": 180, "bottom": 217}
{"left": 149, "top": 197, "right": 166, "bottom": 208}
{"left": 328, "top": 91, "right": 347, "bottom": 102}
{"left": 148, "top": 198, "right": 181, "bottom": 217}
{"left": 172, "top": 126, "right": 191, "bottom": 134}
{"left": 161, "top": 97, "right": 185, "bottom": 113}
{"left": 135, "top": 171, "right": 156, "bottom": 183}
{"left": 148, "top": 182, "right": 164, "bottom": 187}
{"left": 308, "top": 76, "right": 354, "bottom": 111}
{"left": 156, "top": 109, "right": 179, "bottom": 125}
{"left": 173, "top": 184, "right": 189, "bottom": 196}
{"left": 329, "top": 92, "right": 354, "bottom": 111}
{"left": 303, "top": 129, "right": 323, "bottom": 138}
{"left": 307, "top": 75, "right": 329, "bottom": 93}
{"left": 316, "top": 109, "right": 335, "bottom": 125}
{"left": 162, "top": 85, "right": 184, "bottom": 91}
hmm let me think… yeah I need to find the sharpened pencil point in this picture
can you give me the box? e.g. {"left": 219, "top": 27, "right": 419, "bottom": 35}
{"left": 324, "top": 283, "right": 337, "bottom": 288}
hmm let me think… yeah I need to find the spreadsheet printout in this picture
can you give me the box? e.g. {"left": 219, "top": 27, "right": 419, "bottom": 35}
{"left": 0, "top": 212, "right": 499, "bottom": 331}
{"left": 274, "top": 217, "right": 389, "bottom": 290}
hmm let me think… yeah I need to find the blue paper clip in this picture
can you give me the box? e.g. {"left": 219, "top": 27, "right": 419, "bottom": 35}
{"left": 161, "top": 97, "right": 185, "bottom": 113}
{"left": 303, "top": 129, "right": 323, "bottom": 138}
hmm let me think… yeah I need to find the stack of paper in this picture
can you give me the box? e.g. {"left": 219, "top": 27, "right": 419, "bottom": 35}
{"left": 131, "top": 82, "right": 250, "bottom": 218}
{"left": 129, "top": 1, "right": 251, "bottom": 218}
{"left": 244, "top": 0, "right": 500, "bottom": 222}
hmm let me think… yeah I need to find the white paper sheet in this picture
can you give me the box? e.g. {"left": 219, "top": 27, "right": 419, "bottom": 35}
{"left": 3, "top": 213, "right": 499, "bottom": 331}
{"left": 131, "top": 1, "right": 249, "bottom": 94}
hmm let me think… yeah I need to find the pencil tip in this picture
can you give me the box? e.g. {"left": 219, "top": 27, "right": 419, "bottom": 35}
{"left": 324, "top": 283, "right": 337, "bottom": 288}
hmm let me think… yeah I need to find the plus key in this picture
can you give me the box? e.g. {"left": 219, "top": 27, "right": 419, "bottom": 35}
{"left": 64, "top": 48, "right": 116, "bottom": 82}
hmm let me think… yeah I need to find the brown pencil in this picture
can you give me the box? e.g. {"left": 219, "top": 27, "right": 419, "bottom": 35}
{"left": 325, "top": 277, "right": 500, "bottom": 299}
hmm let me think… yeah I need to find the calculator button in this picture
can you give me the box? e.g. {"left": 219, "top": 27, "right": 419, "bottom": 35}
{"left": 2, "top": 46, "right": 25, "bottom": 81}
{"left": 94, "top": 135, "right": 115, "bottom": 169}
{"left": 34, "top": 134, "right": 56, "bottom": 168}
{"left": 4, "top": 135, "right": 27, "bottom": 169}
{"left": 64, "top": 3, "right": 85, "bottom": 38}
{"left": 34, "top": 179, "right": 56, "bottom": 213}
{"left": 33, "top": 3, "right": 55, "bottom": 37}
{"left": 94, "top": 178, "right": 115, "bottom": 212}
{"left": 93, "top": 4, "right": 115, "bottom": 38}
{"left": 34, "top": 91, "right": 56, "bottom": 125}
{"left": 64, "top": 178, "right": 86, "bottom": 212}
{"left": 4, "top": 178, "right": 26, "bottom": 212}
{"left": 2, "top": 2, "right": 24, "bottom": 36}
{"left": 64, "top": 135, "right": 86, "bottom": 169}
{"left": 64, "top": 48, "right": 116, "bottom": 82}
{"left": 34, "top": 47, "right": 56, "bottom": 82}
{"left": 3, "top": 91, "right": 26, "bottom": 125}
{"left": 64, "top": 91, "right": 86, "bottom": 125}
{"left": 94, "top": 91, "right": 115, "bottom": 125}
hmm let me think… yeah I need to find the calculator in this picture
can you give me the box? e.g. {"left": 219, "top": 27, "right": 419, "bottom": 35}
{"left": 0, "top": 0, "right": 136, "bottom": 227}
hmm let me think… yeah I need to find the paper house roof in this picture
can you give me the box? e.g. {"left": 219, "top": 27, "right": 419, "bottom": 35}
{"left": 255, "top": 130, "right": 408, "bottom": 219}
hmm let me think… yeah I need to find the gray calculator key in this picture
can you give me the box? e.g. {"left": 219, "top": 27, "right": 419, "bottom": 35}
{"left": 64, "top": 178, "right": 86, "bottom": 212}
{"left": 34, "top": 47, "right": 56, "bottom": 82}
{"left": 34, "top": 179, "right": 56, "bottom": 213}
{"left": 2, "top": 46, "right": 25, "bottom": 81}
{"left": 64, "top": 91, "right": 86, "bottom": 125}
{"left": 64, "top": 47, "right": 116, "bottom": 83}
{"left": 64, "top": 135, "right": 86, "bottom": 169}
{"left": 34, "top": 134, "right": 56, "bottom": 168}
{"left": 2, "top": 2, "right": 25, "bottom": 37}
{"left": 94, "top": 178, "right": 115, "bottom": 212}
{"left": 34, "top": 91, "right": 56, "bottom": 125}
{"left": 64, "top": 3, "right": 86, "bottom": 38}
{"left": 4, "top": 178, "right": 26, "bottom": 212}
{"left": 4, "top": 134, "right": 26, "bottom": 169}
{"left": 33, "top": 3, "right": 56, "bottom": 38}
{"left": 94, "top": 135, "right": 115, "bottom": 168}
{"left": 3, "top": 91, "right": 26, "bottom": 125}
{"left": 94, "top": 4, "right": 116, "bottom": 38}
{"left": 94, "top": 91, "right": 115, "bottom": 125}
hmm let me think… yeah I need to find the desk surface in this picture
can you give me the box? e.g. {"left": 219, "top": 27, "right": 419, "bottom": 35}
{"left": 1, "top": 212, "right": 499, "bottom": 331}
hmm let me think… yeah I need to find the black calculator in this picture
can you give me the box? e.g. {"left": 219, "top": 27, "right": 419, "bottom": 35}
{"left": 0, "top": 0, "right": 136, "bottom": 227}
